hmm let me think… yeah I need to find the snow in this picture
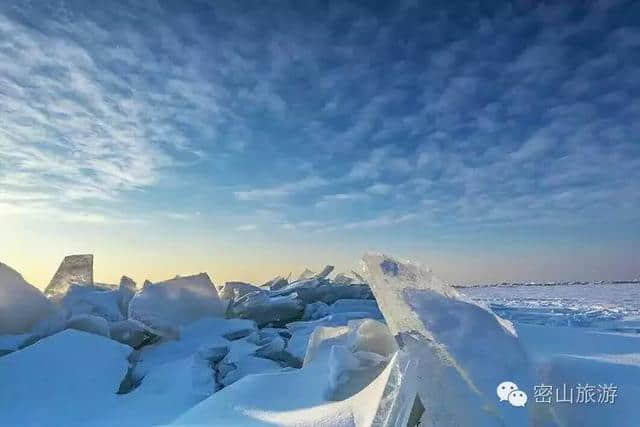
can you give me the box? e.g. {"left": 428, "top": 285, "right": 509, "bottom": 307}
{"left": 45, "top": 254, "right": 94, "bottom": 296}
{"left": 0, "top": 329, "right": 132, "bottom": 427}
{"left": 362, "top": 253, "right": 533, "bottom": 427}
{"left": 134, "top": 316, "right": 255, "bottom": 380}
{"left": 4, "top": 252, "right": 640, "bottom": 426}
{"left": 0, "top": 262, "right": 53, "bottom": 335}
{"left": 128, "top": 273, "right": 225, "bottom": 337}
{"left": 0, "top": 333, "right": 33, "bottom": 356}
{"left": 164, "top": 325, "right": 414, "bottom": 427}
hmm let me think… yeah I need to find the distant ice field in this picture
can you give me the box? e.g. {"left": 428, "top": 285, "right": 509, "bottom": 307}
{"left": 461, "top": 282, "right": 640, "bottom": 333}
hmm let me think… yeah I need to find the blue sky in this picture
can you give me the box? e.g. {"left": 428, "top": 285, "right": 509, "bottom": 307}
{"left": 0, "top": 0, "right": 639, "bottom": 286}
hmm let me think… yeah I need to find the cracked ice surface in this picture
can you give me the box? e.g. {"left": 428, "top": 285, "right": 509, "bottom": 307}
{"left": 362, "top": 253, "right": 535, "bottom": 427}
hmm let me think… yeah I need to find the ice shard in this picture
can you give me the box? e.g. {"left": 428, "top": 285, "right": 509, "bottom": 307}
{"left": 128, "top": 273, "right": 225, "bottom": 337}
{"left": 362, "top": 253, "right": 535, "bottom": 427}
{"left": 297, "top": 268, "right": 316, "bottom": 281}
{"left": 45, "top": 254, "right": 94, "bottom": 296}
{"left": 315, "top": 265, "right": 335, "bottom": 279}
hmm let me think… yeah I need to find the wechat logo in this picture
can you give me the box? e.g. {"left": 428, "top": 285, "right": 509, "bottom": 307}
{"left": 497, "top": 381, "right": 528, "bottom": 407}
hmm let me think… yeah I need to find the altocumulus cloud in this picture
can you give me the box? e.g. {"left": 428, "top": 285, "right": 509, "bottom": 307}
{"left": 0, "top": 0, "right": 639, "bottom": 231}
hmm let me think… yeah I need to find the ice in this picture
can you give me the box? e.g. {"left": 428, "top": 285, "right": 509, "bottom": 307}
{"left": 0, "top": 261, "right": 53, "bottom": 335}
{"left": 133, "top": 316, "right": 255, "bottom": 380}
{"left": 334, "top": 272, "right": 355, "bottom": 285}
{"left": 286, "top": 313, "right": 385, "bottom": 364}
{"left": 218, "top": 355, "right": 283, "bottom": 386}
{"left": 118, "top": 276, "right": 136, "bottom": 317}
{"left": 66, "top": 314, "right": 111, "bottom": 337}
{"left": 345, "top": 319, "right": 396, "bottom": 357}
{"left": 0, "top": 329, "right": 132, "bottom": 426}
{"left": 362, "top": 253, "right": 534, "bottom": 427}
{"left": 329, "top": 299, "right": 383, "bottom": 319}
{"left": 109, "top": 319, "right": 149, "bottom": 348}
{"left": 298, "top": 268, "right": 317, "bottom": 281}
{"left": 128, "top": 273, "right": 225, "bottom": 337}
{"left": 45, "top": 254, "right": 94, "bottom": 296}
{"left": 296, "top": 283, "right": 374, "bottom": 305}
{"left": 219, "top": 281, "right": 265, "bottom": 305}
{"left": 60, "top": 284, "right": 125, "bottom": 322}
{"left": 227, "top": 292, "right": 304, "bottom": 327}
{"left": 302, "top": 301, "right": 330, "bottom": 320}
{"left": 316, "top": 265, "right": 335, "bottom": 279}
{"left": 262, "top": 275, "right": 289, "bottom": 290}
{"left": 165, "top": 340, "right": 416, "bottom": 427}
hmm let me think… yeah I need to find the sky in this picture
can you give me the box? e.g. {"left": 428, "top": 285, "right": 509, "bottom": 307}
{"left": 0, "top": 0, "right": 639, "bottom": 289}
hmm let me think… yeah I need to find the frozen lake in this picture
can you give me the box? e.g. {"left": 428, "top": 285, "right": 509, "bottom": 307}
{"left": 461, "top": 282, "right": 640, "bottom": 333}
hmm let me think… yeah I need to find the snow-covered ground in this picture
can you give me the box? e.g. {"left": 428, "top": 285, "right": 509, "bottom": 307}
{"left": 461, "top": 283, "right": 640, "bottom": 426}
{"left": 1, "top": 255, "right": 638, "bottom": 426}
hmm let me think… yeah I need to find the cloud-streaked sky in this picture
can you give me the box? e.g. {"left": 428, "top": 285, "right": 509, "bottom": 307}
{"left": 1, "top": 0, "right": 639, "bottom": 288}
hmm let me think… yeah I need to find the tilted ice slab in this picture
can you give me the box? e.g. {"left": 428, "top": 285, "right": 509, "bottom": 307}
{"left": 128, "top": 273, "right": 225, "bottom": 337}
{"left": 362, "top": 253, "right": 537, "bottom": 427}
{"left": 0, "top": 262, "right": 53, "bottom": 335}
{"left": 45, "top": 254, "right": 94, "bottom": 297}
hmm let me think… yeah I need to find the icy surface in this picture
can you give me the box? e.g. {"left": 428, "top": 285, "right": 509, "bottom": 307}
{"left": 362, "top": 253, "right": 533, "bottom": 427}
{"left": 462, "top": 282, "right": 640, "bottom": 331}
{"left": 128, "top": 273, "right": 225, "bottom": 337}
{"left": 0, "top": 262, "right": 53, "bottom": 335}
{"left": 45, "top": 254, "right": 94, "bottom": 296}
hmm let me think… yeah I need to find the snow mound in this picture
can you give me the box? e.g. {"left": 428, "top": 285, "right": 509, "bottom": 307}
{"left": 0, "top": 329, "right": 132, "bottom": 426}
{"left": 0, "top": 262, "right": 53, "bottom": 335}
{"left": 362, "top": 253, "right": 534, "bottom": 427}
{"left": 45, "top": 254, "right": 94, "bottom": 296}
{"left": 128, "top": 273, "right": 225, "bottom": 337}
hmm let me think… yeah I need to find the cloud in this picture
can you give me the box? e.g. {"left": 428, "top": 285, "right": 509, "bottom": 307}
{"left": 1, "top": 0, "right": 639, "bottom": 234}
{"left": 344, "top": 213, "right": 417, "bottom": 230}
{"left": 234, "top": 176, "right": 327, "bottom": 201}
{"left": 236, "top": 224, "right": 257, "bottom": 231}
{"left": 164, "top": 212, "right": 200, "bottom": 221}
